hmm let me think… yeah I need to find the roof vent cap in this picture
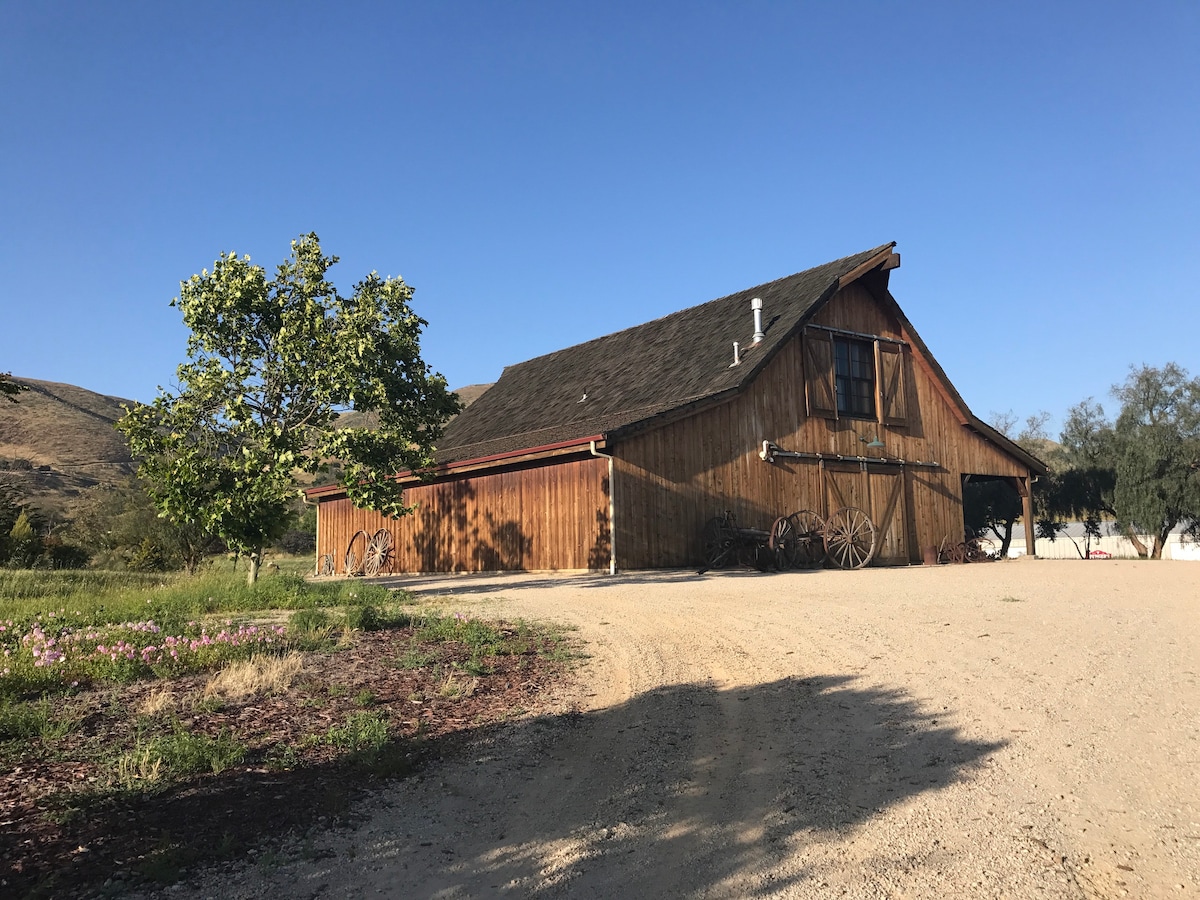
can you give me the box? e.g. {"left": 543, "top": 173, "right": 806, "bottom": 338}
{"left": 750, "top": 297, "right": 765, "bottom": 343}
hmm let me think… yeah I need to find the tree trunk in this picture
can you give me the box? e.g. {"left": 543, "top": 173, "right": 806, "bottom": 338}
{"left": 246, "top": 547, "right": 262, "bottom": 585}
{"left": 1152, "top": 531, "right": 1168, "bottom": 560}
{"left": 1124, "top": 526, "right": 1150, "bottom": 558}
{"left": 998, "top": 518, "right": 1015, "bottom": 558}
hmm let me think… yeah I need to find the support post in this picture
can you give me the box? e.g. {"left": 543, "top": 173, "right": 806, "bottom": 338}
{"left": 590, "top": 441, "right": 617, "bottom": 575}
{"left": 1021, "top": 475, "right": 1036, "bottom": 558}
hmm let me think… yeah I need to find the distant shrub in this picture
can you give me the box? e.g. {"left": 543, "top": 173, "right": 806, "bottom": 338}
{"left": 278, "top": 529, "right": 315, "bottom": 555}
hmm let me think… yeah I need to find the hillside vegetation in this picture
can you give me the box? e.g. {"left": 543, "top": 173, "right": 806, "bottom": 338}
{"left": 0, "top": 378, "right": 135, "bottom": 518}
{"left": 0, "top": 378, "right": 492, "bottom": 520}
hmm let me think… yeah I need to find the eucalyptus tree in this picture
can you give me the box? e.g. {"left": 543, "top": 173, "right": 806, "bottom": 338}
{"left": 119, "top": 234, "right": 460, "bottom": 583}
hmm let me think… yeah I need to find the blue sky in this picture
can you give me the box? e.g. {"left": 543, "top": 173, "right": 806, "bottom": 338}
{"left": 2, "top": 1, "right": 1197, "bottom": 434}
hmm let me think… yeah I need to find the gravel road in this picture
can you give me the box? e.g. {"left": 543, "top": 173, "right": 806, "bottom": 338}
{"left": 165, "top": 559, "right": 1198, "bottom": 899}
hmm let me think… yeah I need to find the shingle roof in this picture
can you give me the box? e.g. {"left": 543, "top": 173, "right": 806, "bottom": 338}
{"left": 437, "top": 244, "right": 895, "bottom": 463}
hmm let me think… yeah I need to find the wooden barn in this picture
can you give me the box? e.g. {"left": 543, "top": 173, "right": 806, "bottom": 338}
{"left": 308, "top": 243, "right": 1047, "bottom": 574}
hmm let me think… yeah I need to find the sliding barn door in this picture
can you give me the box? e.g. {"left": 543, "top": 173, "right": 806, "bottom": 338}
{"left": 821, "top": 462, "right": 910, "bottom": 566}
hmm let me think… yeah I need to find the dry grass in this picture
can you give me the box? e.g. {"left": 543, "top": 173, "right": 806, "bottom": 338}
{"left": 439, "top": 672, "right": 478, "bottom": 700}
{"left": 137, "top": 689, "right": 176, "bottom": 717}
{"left": 204, "top": 653, "right": 305, "bottom": 701}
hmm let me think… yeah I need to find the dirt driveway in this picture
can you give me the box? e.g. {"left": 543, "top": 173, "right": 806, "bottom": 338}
{"left": 168, "top": 559, "right": 1197, "bottom": 899}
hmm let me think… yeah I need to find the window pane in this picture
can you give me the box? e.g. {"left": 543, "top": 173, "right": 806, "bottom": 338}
{"left": 832, "top": 336, "right": 876, "bottom": 417}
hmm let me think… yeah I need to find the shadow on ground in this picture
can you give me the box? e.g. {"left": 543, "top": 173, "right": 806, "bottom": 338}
{"left": 12, "top": 674, "right": 1002, "bottom": 897}
{"left": 373, "top": 675, "right": 1002, "bottom": 896}
{"left": 267, "top": 675, "right": 1002, "bottom": 897}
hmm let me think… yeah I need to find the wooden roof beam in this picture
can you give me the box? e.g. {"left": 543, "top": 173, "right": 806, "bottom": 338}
{"left": 837, "top": 245, "right": 899, "bottom": 289}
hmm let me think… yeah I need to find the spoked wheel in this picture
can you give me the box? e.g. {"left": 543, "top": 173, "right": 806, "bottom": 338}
{"left": 364, "top": 529, "right": 394, "bottom": 576}
{"left": 318, "top": 554, "right": 335, "bottom": 577}
{"left": 344, "top": 529, "right": 370, "bottom": 576}
{"left": 769, "top": 515, "right": 798, "bottom": 570}
{"left": 701, "top": 516, "right": 735, "bottom": 570}
{"left": 788, "top": 509, "right": 827, "bottom": 568}
{"left": 824, "top": 506, "right": 877, "bottom": 570}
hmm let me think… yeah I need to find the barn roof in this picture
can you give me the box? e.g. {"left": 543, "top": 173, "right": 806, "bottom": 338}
{"left": 437, "top": 244, "right": 897, "bottom": 463}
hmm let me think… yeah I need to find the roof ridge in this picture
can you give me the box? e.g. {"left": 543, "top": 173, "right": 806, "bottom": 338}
{"left": 505, "top": 243, "right": 896, "bottom": 372}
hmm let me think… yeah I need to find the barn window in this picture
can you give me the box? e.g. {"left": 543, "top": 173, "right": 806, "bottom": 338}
{"left": 803, "top": 328, "right": 907, "bottom": 425}
{"left": 833, "top": 337, "right": 875, "bottom": 418}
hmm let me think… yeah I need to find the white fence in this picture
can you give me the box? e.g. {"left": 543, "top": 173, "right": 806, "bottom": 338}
{"left": 1001, "top": 525, "right": 1199, "bottom": 560}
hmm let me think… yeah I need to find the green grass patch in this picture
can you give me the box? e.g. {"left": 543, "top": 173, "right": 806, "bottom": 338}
{"left": 114, "top": 723, "right": 247, "bottom": 790}
{"left": 0, "top": 569, "right": 420, "bottom": 698}
{"left": 325, "top": 711, "right": 389, "bottom": 753}
{"left": 0, "top": 697, "right": 78, "bottom": 743}
{"left": 0, "top": 569, "right": 411, "bottom": 633}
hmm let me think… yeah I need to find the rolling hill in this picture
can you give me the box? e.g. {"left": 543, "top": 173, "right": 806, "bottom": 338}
{"left": 0, "top": 378, "right": 493, "bottom": 519}
{"left": 0, "top": 378, "right": 137, "bottom": 518}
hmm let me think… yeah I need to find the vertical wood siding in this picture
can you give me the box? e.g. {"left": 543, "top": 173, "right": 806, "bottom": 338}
{"left": 612, "top": 283, "right": 1031, "bottom": 568}
{"left": 316, "top": 455, "right": 610, "bottom": 574}
{"left": 319, "top": 282, "right": 1033, "bottom": 573}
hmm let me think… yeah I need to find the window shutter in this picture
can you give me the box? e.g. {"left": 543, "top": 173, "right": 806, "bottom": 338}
{"left": 803, "top": 330, "right": 837, "bottom": 419}
{"left": 876, "top": 341, "right": 907, "bottom": 426}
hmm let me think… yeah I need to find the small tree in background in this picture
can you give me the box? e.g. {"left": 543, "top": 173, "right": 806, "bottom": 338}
{"left": 68, "top": 479, "right": 221, "bottom": 573}
{"left": 969, "top": 412, "right": 1050, "bottom": 556}
{"left": 1111, "top": 363, "right": 1200, "bottom": 557}
{"left": 6, "top": 510, "right": 42, "bottom": 568}
{"left": 0, "top": 372, "right": 26, "bottom": 403}
{"left": 119, "top": 234, "right": 460, "bottom": 584}
{"left": 1033, "top": 365, "right": 1200, "bottom": 559}
{"left": 1033, "top": 399, "right": 1127, "bottom": 557}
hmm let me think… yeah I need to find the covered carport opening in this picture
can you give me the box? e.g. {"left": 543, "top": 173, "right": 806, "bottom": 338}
{"left": 961, "top": 473, "right": 1036, "bottom": 558}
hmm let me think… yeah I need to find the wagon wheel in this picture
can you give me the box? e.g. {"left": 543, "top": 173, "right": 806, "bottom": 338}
{"left": 788, "top": 510, "right": 827, "bottom": 568}
{"left": 701, "top": 515, "right": 735, "bottom": 569}
{"left": 769, "top": 515, "right": 799, "bottom": 570}
{"left": 318, "top": 554, "right": 334, "bottom": 577}
{"left": 344, "top": 529, "right": 370, "bottom": 576}
{"left": 364, "top": 529, "right": 394, "bottom": 576}
{"left": 824, "top": 506, "right": 877, "bottom": 570}
{"left": 965, "top": 537, "right": 992, "bottom": 563}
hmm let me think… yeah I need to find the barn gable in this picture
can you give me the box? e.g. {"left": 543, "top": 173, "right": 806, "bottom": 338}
{"left": 310, "top": 244, "right": 1046, "bottom": 575}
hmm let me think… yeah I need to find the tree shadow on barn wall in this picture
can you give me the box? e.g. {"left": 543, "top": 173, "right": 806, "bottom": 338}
{"left": 407, "top": 479, "right": 534, "bottom": 573}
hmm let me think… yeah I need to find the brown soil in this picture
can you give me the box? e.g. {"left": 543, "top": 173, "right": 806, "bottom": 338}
{"left": 0, "top": 627, "right": 570, "bottom": 898}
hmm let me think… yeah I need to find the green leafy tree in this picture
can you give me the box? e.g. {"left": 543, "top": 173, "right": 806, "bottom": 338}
{"left": 1033, "top": 400, "right": 1130, "bottom": 558}
{"left": 1036, "top": 366, "right": 1200, "bottom": 559}
{"left": 68, "top": 479, "right": 221, "bottom": 573}
{"left": 6, "top": 509, "right": 42, "bottom": 568}
{"left": 118, "top": 234, "right": 460, "bottom": 583}
{"left": 1110, "top": 363, "right": 1200, "bottom": 557}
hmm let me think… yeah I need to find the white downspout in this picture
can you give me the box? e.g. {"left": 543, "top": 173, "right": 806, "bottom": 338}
{"left": 590, "top": 440, "right": 617, "bottom": 575}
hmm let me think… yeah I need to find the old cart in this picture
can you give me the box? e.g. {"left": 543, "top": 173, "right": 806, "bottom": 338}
{"left": 699, "top": 506, "right": 877, "bottom": 573}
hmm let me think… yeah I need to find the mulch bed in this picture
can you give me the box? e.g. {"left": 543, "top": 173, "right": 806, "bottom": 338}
{"left": 0, "top": 627, "right": 572, "bottom": 898}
